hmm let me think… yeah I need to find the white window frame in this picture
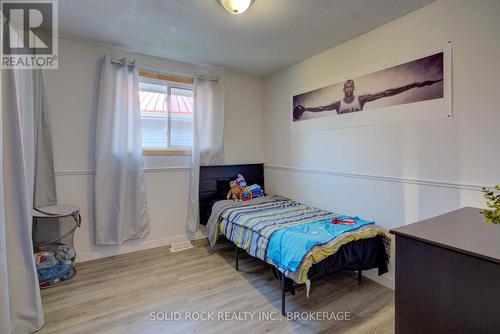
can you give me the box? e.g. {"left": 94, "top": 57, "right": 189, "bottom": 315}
{"left": 139, "top": 72, "right": 194, "bottom": 156}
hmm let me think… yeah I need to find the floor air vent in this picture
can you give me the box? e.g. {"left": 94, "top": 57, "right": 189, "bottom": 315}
{"left": 170, "top": 240, "right": 194, "bottom": 253}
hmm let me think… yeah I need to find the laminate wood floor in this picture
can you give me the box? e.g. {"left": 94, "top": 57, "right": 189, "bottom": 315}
{"left": 38, "top": 240, "right": 394, "bottom": 334}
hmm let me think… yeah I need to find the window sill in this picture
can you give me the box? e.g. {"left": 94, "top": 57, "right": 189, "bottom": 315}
{"left": 143, "top": 149, "right": 192, "bottom": 156}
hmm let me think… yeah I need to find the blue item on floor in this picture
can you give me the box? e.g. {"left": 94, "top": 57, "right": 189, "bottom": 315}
{"left": 35, "top": 244, "right": 76, "bottom": 288}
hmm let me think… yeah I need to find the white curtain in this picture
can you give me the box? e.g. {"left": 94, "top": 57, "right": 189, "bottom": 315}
{"left": 33, "top": 71, "right": 57, "bottom": 208}
{"left": 187, "top": 77, "right": 225, "bottom": 232}
{"left": 33, "top": 71, "right": 59, "bottom": 244}
{"left": 94, "top": 56, "right": 149, "bottom": 245}
{"left": 0, "top": 68, "right": 45, "bottom": 332}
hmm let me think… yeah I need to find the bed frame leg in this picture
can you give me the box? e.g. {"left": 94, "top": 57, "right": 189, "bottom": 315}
{"left": 280, "top": 273, "right": 286, "bottom": 316}
{"left": 271, "top": 267, "right": 279, "bottom": 279}
{"left": 235, "top": 246, "right": 239, "bottom": 271}
{"left": 357, "top": 269, "right": 362, "bottom": 285}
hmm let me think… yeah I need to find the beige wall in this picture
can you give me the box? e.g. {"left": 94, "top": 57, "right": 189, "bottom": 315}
{"left": 44, "top": 38, "right": 264, "bottom": 261}
{"left": 263, "top": 0, "right": 500, "bottom": 288}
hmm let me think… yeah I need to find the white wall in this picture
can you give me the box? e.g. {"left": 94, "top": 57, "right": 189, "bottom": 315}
{"left": 263, "top": 0, "right": 500, "bottom": 288}
{"left": 44, "top": 38, "right": 264, "bottom": 262}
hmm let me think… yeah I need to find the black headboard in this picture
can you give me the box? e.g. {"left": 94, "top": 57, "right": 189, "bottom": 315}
{"left": 199, "top": 163, "right": 264, "bottom": 225}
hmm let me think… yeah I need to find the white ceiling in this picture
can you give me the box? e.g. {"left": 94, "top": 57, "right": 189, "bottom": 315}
{"left": 59, "top": 0, "right": 435, "bottom": 77}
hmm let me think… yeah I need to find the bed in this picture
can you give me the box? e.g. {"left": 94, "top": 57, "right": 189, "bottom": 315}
{"left": 200, "top": 164, "right": 390, "bottom": 315}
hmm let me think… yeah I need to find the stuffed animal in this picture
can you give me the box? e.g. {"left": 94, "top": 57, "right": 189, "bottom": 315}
{"left": 235, "top": 174, "right": 247, "bottom": 187}
{"left": 241, "top": 188, "right": 252, "bottom": 201}
{"left": 227, "top": 181, "right": 244, "bottom": 201}
{"left": 241, "top": 184, "right": 265, "bottom": 201}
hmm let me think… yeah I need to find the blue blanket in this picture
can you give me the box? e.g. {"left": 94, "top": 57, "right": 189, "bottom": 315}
{"left": 266, "top": 215, "right": 375, "bottom": 272}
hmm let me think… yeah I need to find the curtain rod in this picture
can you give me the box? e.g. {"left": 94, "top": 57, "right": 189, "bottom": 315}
{"left": 196, "top": 75, "right": 219, "bottom": 83}
{"left": 111, "top": 58, "right": 218, "bottom": 83}
{"left": 110, "top": 58, "right": 136, "bottom": 67}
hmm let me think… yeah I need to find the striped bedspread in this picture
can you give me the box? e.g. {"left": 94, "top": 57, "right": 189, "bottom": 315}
{"left": 207, "top": 195, "right": 390, "bottom": 284}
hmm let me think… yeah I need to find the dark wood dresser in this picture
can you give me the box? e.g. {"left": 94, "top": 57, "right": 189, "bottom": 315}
{"left": 390, "top": 207, "right": 500, "bottom": 334}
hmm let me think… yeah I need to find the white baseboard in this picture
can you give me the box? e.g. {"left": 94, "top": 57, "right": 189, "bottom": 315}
{"left": 76, "top": 231, "right": 206, "bottom": 263}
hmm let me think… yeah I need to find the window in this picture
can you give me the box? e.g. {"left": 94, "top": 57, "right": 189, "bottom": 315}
{"left": 139, "top": 71, "right": 194, "bottom": 155}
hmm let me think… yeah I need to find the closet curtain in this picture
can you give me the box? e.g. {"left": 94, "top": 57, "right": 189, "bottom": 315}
{"left": 94, "top": 56, "right": 149, "bottom": 245}
{"left": 0, "top": 68, "right": 45, "bottom": 332}
{"left": 187, "top": 77, "right": 225, "bottom": 232}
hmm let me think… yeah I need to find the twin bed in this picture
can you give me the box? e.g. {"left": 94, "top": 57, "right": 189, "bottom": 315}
{"left": 200, "top": 164, "right": 390, "bottom": 315}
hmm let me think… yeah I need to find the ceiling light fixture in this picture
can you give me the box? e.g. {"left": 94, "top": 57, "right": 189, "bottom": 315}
{"left": 219, "top": 0, "right": 253, "bottom": 15}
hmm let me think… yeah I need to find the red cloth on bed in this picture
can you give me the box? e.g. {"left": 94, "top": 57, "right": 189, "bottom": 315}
{"left": 332, "top": 217, "right": 356, "bottom": 225}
